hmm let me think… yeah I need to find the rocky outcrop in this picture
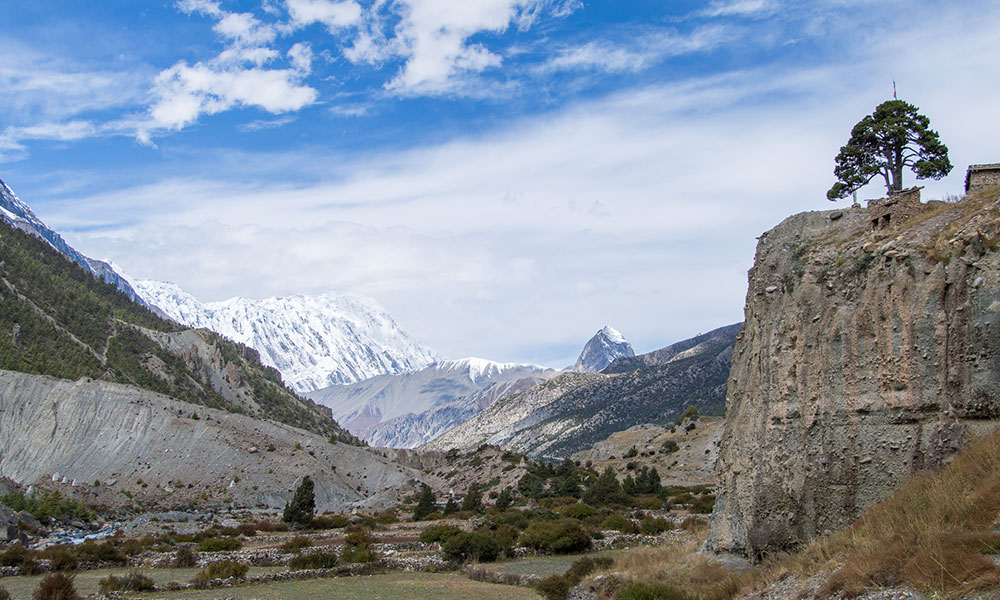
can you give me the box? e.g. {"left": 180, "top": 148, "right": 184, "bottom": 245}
{"left": 0, "top": 370, "right": 428, "bottom": 513}
{"left": 708, "top": 191, "right": 1000, "bottom": 558}
{"left": 571, "top": 326, "right": 635, "bottom": 372}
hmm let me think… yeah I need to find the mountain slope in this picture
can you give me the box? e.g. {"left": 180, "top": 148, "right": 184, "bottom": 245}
{"left": 0, "top": 177, "right": 151, "bottom": 309}
{"left": 571, "top": 325, "right": 634, "bottom": 372}
{"left": 309, "top": 358, "right": 554, "bottom": 447}
{"left": 135, "top": 279, "right": 438, "bottom": 393}
{"left": 0, "top": 370, "right": 422, "bottom": 513}
{"left": 425, "top": 323, "right": 741, "bottom": 459}
{"left": 0, "top": 216, "right": 355, "bottom": 442}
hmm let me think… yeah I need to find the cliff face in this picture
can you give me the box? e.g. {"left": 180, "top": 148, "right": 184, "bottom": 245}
{"left": 708, "top": 191, "right": 1000, "bottom": 558}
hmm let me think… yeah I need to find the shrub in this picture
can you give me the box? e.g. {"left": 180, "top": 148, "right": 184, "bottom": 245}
{"left": 98, "top": 571, "right": 155, "bottom": 593}
{"left": 280, "top": 536, "right": 313, "bottom": 553}
{"left": 441, "top": 531, "right": 502, "bottom": 563}
{"left": 32, "top": 572, "right": 79, "bottom": 600}
{"left": 419, "top": 524, "right": 463, "bottom": 544}
{"left": 45, "top": 549, "right": 78, "bottom": 572}
{"left": 375, "top": 510, "right": 398, "bottom": 524}
{"left": 521, "top": 519, "right": 591, "bottom": 554}
{"left": 618, "top": 581, "right": 688, "bottom": 600}
{"left": 602, "top": 513, "right": 637, "bottom": 533}
{"left": 173, "top": 545, "right": 198, "bottom": 568}
{"left": 562, "top": 502, "right": 598, "bottom": 519}
{"left": 197, "top": 538, "right": 241, "bottom": 552}
{"left": 0, "top": 544, "right": 34, "bottom": 568}
{"left": 339, "top": 546, "right": 379, "bottom": 564}
{"left": 193, "top": 560, "right": 249, "bottom": 583}
{"left": 289, "top": 551, "right": 338, "bottom": 570}
{"left": 309, "top": 514, "right": 349, "bottom": 530}
{"left": 536, "top": 573, "right": 572, "bottom": 600}
{"left": 640, "top": 517, "right": 674, "bottom": 535}
{"left": 0, "top": 586, "right": 8, "bottom": 600}
{"left": 344, "top": 525, "right": 375, "bottom": 548}
{"left": 76, "top": 540, "right": 125, "bottom": 565}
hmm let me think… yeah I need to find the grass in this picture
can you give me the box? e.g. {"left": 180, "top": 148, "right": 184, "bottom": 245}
{"left": 602, "top": 427, "right": 1000, "bottom": 599}
{"left": 140, "top": 572, "right": 541, "bottom": 599}
{"left": 0, "top": 567, "right": 284, "bottom": 600}
{"left": 477, "top": 552, "right": 621, "bottom": 578}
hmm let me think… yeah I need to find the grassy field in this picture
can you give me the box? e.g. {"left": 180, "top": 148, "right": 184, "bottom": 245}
{"left": 0, "top": 567, "right": 285, "bottom": 600}
{"left": 138, "top": 572, "right": 541, "bottom": 600}
{"left": 479, "top": 551, "right": 622, "bottom": 578}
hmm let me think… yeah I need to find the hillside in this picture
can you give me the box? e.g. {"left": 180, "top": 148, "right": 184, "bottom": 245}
{"left": 424, "top": 324, "right": 740, "bottom": 459}
{"left": 0, "top": 370, "right": 424, "bottom": 513}
{"left": 309, "top": 358, "right": 555, "bottom": 447}
{"left": 708, "top": 188, "right": 1000, "bottom": 558}
{"left": 0, "top": 217, "right": 355, "bottom": 442}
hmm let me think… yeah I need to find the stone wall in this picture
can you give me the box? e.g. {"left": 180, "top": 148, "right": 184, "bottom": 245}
{"left": 966, "top": 164, "right": 1000, "bottom": 194}
{"left": 866, "top": 187, "right": 922, "bottom": 231}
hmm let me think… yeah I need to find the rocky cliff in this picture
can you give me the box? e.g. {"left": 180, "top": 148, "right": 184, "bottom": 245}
{"left": 0, "top": 370, "right": 425, "bottom": 513}
{"left": 708, "top": 190, "right": 1000, "bottom": 558}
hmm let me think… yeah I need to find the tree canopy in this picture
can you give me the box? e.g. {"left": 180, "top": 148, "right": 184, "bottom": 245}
{"left": 827, "top": 99, "right": 952, "bottom": 200}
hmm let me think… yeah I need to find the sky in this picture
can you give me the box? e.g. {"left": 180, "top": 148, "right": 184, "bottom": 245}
{"left": 2, "top": 0, "right": 999, "bottom": 368}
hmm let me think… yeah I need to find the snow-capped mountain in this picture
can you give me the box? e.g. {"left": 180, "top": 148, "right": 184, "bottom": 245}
{"left": 134, "top": 279, "right": 439, "bottom": 393}
{"left": 308, "top": 358, "right": 557, "bottom": 447}
{"left": 571, "top": 325, "right": 635, "bottom": 372}
{"left": 0, "top": 177, "right": 151, "bottom": 309}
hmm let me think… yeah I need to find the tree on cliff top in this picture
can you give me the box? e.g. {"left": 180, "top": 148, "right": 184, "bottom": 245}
{"left": 827, "top": 99, "right": 952, "bottom": 200}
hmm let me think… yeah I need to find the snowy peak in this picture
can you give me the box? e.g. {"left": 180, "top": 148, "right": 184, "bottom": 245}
{"left": 134, "top": 279, "right": 439, "bottom": 393}
{"left": 437, "top": 357, "right": 543, "bottom": 384}
{"left": 0, "top": 177, "right": 150, "bottom": 308}
{"left": 571, "top": 325, "right": 635, "bottom": 373}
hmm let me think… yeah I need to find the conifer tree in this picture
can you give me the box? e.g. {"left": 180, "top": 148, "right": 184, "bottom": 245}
{"left": 283, "top": 476, "right": 315, "bottom": 527}
{"left": 413, "top": 483, "right": 436, "bottom": 521}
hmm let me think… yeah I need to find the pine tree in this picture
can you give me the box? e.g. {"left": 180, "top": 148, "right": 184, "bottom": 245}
{"left": 283, "top": 476, "right": 315, "bottom": 527}
{"left": 494, "top": 486, "right": 514, "bottom": 512}
{"left": 443, "top": 496, "right": 459, "bottom": 515}
{"left": 827, "top": 99, "right": 951, "bottom": 200}
{"left": 461, "top": 485, "right": 483, "bottom": 513}
{"left": 413, "top": 483, "right": 436, "bottom": 521}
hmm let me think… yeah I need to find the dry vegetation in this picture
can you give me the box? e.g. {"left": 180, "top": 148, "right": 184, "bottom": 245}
{"left": 599, "top": 427, "right": 1000, "bottom": 599}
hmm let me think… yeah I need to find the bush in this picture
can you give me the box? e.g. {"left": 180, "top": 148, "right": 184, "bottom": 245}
{"left": 339, "top": 546, "right": 379, "bottom": 564}
{"left": 602, "top": 513, "right": 637, "bottom": 533}
{"left": 197, "top": 538, "right": 241, "bottom": 552}
{"left": 0, "top": 545, "right": 34, "bottom": 568}
{"left": 32, "top": 572, "right": 79, "bottom": 600}
{"left": 521, "top": 519, "right": 591, "bottom": 554}
{"left": 344, "top": 525, "right": 375, "bottom": 548}
{"left": 441, "top": 531, "right": 502, "bottom": 563}
{"left": 561, "top": 502, "right": 598, "bottom": 519}
{"left": 173, "top": 545, "right": 198, "bottom": 568}
{"left": 289, "top": 551, "right": 338, "bottom": 570}
{"left": 536, "top": 573, "right": 572, "bottom": 600}
{"left": 618, "top": 581, "right": 688, "bottom": 600}
{"left": 418, "top": 524, "right": 463, "bottom": 544}
{"left": 280, "top": 536, "right": 313, "bottom": 553}
{"left": 193, "top": 560, "right": 249, "bottom": 583}
{"left": 98, "top": 571, "right": 155, "bottom": 593}
{"left": 76, "top": 540, "right": 125, "bottom": 565}
{"left": 640, "top": 517, "right": 674, "bottom": 535}
{"left": 45, "top": 549, "right": 78, "bottom": 572}
{"left": 0, "top": 586, "right": 8, "bottom": 600}
{"left": 310, "top": 514, "right": 350, "bottom": 530}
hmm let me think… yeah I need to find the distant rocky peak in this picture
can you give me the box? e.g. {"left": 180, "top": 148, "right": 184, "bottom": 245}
{"left": 572, "top": 325, "right": 635, "bottom": 372}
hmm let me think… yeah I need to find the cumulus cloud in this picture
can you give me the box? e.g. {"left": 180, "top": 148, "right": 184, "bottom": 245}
{"left": 285, "top": 0, "right": 362, "bottom": 31}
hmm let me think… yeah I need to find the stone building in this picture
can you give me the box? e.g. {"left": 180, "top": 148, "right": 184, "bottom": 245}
{"left": 965, "top": 163, "right": 1000, "bottom": 193}
{"left": 866, "top": 186, "right": 922, "bottom": 231}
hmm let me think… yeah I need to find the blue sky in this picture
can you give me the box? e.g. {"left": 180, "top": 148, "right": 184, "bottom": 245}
{"left": 2, "top": 0, "right": 999, "bottom": 367}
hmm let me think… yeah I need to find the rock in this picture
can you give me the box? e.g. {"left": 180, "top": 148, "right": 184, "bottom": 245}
{"left": 708, "top": 198, "right": 1000, "bottom": 558}
{"left": 829, "top": 211, "right": 843, "bottom": 221}
{"left": 765, "top": 286, "right": 778, "bottom": 293}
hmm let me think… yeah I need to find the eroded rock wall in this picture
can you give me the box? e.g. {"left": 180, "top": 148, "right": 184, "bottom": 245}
{"left": 708, "top": 193, "right": 1000, "bottom": 557}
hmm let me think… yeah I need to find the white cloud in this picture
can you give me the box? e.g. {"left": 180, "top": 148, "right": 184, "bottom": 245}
{"left": 237, "top": 115, "right": 297, "bottom": 132}
{"left": 538, "top": 25, "right": 733, "bottom": 74}
{"left": 285, "top": 0, "right": 362, "bottom": 31}
{"left": 214, "top": 12, "right": 278, "bottom": 45}
{"left": 341, "top": 0, "right": 582, "bottom": 96}
{"left": 698, "top": 0, "right": 779, "bottom": 18}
